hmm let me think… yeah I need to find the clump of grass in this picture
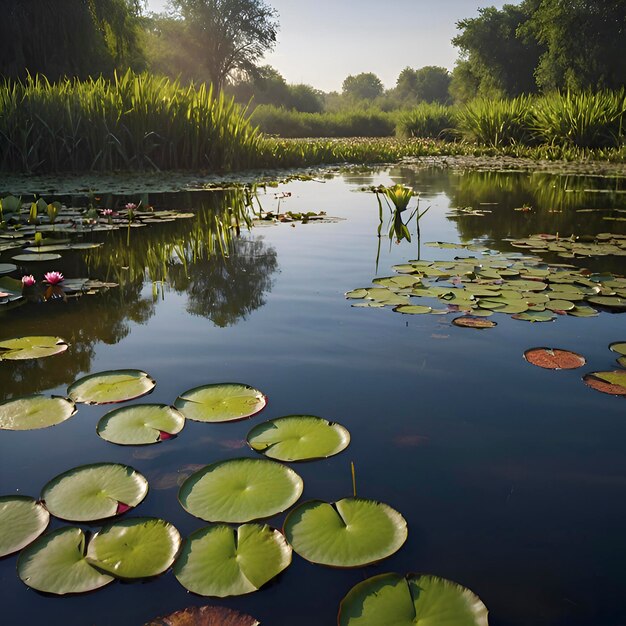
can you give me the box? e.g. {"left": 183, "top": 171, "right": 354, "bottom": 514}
{"left": 456, "top": 96, "right": 534, "bottom": 147}
{"left": 0, "top": 71, "right": 262, "bottom": 173}
{"left": 395, "top": 103, "right": 458, "bottom": 140}
{"left": 532, "top": 90, "right": 626, "bottom": 148}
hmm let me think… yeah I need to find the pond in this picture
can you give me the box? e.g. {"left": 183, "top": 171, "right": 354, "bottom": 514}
{"left": 1, "top": 165, "right": 626, "bottom": 626}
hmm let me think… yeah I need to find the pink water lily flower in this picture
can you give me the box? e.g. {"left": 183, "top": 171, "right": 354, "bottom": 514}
{"left": 101, "top": 208, "right": 115, "bottom": 216}
{"left": 21, "top": 275, "right": 36, "bottom": 287}
{"left": 44, "top": 271, "right": 64, "bottom": 285}
{"left": 125, "top": 203, "right": 137, "bottom": 211}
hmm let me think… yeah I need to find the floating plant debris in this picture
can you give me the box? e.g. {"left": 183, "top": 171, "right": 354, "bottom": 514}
{"left": 41, "top": 462, "right": 149, "bottom": 522}
{"left": 0, "top": 496, "right": 50, "bottom": 557}
{"left": 247, "top": 415, "right": 350, "bottom": 462}
{"left": 144, "top": 606, "right": 260, "bottom": 626}
{"left": 283, "top": 498, "right": 408, "bottom": 568}
{"left": 97, "top": 404, "right": 185, "bottom": 445}
{"left": 524, "top": 348, "right": 586, "bottom": 370}
{"left": 173, "top": 523, "right": 291, "bottom": 597}
{"left": 178, "top": 458, "right": 303, "bottom": 523}
{"left": 68, "top": 369, "right": 156, "bottom": 404}
{"left": 174, "top": 383, "right": 267, "bottom": 423}
{"left": 338, "top": 573, "right": 489, "bottom": 626}
{"left": 0, "top": 395, "right": 76, "bottom": 431}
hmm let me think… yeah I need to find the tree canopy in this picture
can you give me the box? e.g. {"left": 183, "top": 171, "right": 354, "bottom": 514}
{"left": 396, "top": 66, "right": 451, "bottom": 104}
{"left": 342, "top": 73, "right": 384, "bottom": 101}
{"left": 169, "top": 0, "right": 279, "bottom": 90}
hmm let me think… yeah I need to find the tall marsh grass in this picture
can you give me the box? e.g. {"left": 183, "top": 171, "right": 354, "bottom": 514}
{"left": 0, "top": 71, "right": 262, "bottom": 173}
{"left": 396, "top": 103, "right": 458, "bottom": 140}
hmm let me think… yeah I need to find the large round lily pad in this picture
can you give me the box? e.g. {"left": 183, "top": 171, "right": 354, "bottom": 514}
{"left": 609, "top": 342, "right": 626, "bottom": 356}
{"left": 338, "top": 573, "right": 489, "bottom": 626}
{"left": 524, "top": 348, "right": 586, "bottom": 370}
{"left": 41, "top": 462, "right": 149, "bottom": 522}
{"left": 145, "top": 606, "right": 260, "bottom": 626}
{"left": 583, "top": 371, "right": 626, "bottom": 396}
{"left": 17, "top": 527, "right": 114, "bottom": 595}
{"left": 86, "top": 517, "right": 181, "bottom": 579}
{"left": 68, "top": 369, "right": 156, "bottom": 404}
{"left": 247, "top": 415, "right": 350, "bottom": 462}
{"left": 179, "top": 458, "right": 303, "bottom": 523}
{"left": 0, "top": 496, "right": 50, "bottom": 557}
{"left": 97, "top": 404, "right": 185, "bottom": 445}
{"left": 0, "top": 336, "right": 68, "bottom": 360}
{"left": 174, "top": 383, "right": 267, "bottom": 423}
{"left": 283, "top": 498, "right": 408, "bottom": 568}
{"left": 173, "top": 523, "right": 291, "bottom": 597}
{"left": 452, "top": 317, "right": 496, "bottom": 329}
{"left": 0, "top": 394, "right": 76, "bottom": 431}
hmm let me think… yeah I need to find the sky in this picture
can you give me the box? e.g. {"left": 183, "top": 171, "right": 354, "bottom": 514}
{"left": 145, "top": 0, "right": 505, "bottom": 92}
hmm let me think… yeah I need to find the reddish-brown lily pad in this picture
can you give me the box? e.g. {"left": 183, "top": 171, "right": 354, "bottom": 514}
{"left": 452, "top": 316, "right": 497, "bottom": 329}
{"left": 524, "top": 348, "right": 586, "bottom": 370}
{"left": 144, "top": 606, "right": 260, "bottom": 626}
{"left": 583, "top": 371, "right": 626, "bottom": 396}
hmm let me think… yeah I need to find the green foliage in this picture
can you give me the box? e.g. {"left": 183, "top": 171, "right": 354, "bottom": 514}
{"left": 0, "top": 71, "right": 262, "bottom": 173}
{"left": 0, "top": 0, "right": 144, "bottom": 80}
{"left": 395, "top": 66, "right": 451, "bottom": 104}
{"left": 169, "top": 0, "right": 279, "bottom": 90}
{"left": 342, "top": 73, "right": 384, "bottom": 101}
{"left": 396, "top": 103, "right": 457, "bottom": 139}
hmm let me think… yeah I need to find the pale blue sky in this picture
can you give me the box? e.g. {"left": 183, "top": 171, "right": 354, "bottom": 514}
{"left": 145, "top": 0, "right": 505, "bottom": 91}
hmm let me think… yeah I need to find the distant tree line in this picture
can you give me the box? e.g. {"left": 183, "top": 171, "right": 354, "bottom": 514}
{"left": 1, "top": 0, "right": 624, "bottom": 109}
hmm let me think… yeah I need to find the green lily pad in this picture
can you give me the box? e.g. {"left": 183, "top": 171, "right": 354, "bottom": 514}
{"left": 173, "top": 523, "right": 291, "bottom": 597}
{"left": 345, "top": 289, "right": 368, "bottom": 299}
{"left": 0, "top": 263, "right": 17, "bottom": 275}
{"left": 583, "top": 371, "right": 626, "bottom": 396}
{"left": 12, "top": 253, "right": 62, "bottom": 262}
{"left": 393, "top": 305, "right": 432, "bottom": 315}
{"left": 0, "top": 336, "right": 68, "bottom": 360}
{"left": 86, "top": 517, "right": 181, "bottom": 579}
{"left": 97, "top": 404, "right": 185, "bottom": 445}
{"left": 609, "top": 342, "right": 626, "bottom": 356}
{"left": 0, "top": 395, "right": 76, "bottom": 430}
{"left": 144, "top": 606, "right": 260, "bottom": 626}
{"left": 283, "top": 498, "right": 408, "bottom": 568}
{"left": 338, "top": 572, "right": 489, "bottom": 626}
{"left": 0, "top": 496, "right": 50, "bottom": 557}
{"left": 247, "top": 415, "right": 350, "bottom": 462}
{"left": 17, "top": 527, "right": 114, "bottom": 595}
{"left": 568, "top": 306, "right": 599, "bottom": 318}
{"left": 588, "top": 296, "right": 626, "bottom": 309}
{"left": 179, "top": 458, "right": 303, "bottom": 523}
{"left": 511, "top": 310, "right": 556, "bottom": 323}
{"left": 68, "top": 369, "right": 156, "bottom": 405}
{"left": 174, "top": 383, "right": 266, "bottom": 423}
{"left": 41, "top": 463, "right": 149, "bottom": 522}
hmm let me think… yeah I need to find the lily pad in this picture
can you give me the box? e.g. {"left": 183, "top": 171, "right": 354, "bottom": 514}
{"left": 179, "top": 458, "right": 303, "bottom": 523}
{"left": 144, "top": 606, "right": 260, "bottom": 626}
{"left": 173, "top": 523, "right": 291, "bottom": 597}
{"left": 452, "top": 317, "right": 496, "bottom": 329}
{"left": 86, "top": 517, "right": 181, "bottom": 579}
{"left": 588, "top": 296, "right": 626, "bottom": 309}
{"left": 338, "top": 573, "right": 489, "bottom": 626}
{"left": 247, "top": 415, "right": 350, "bottom": 462}
{"left": 0, "top": 496, "right": 50, "bottom": 557}
{"left": 17, "top": 527, "right": 114, "bottom": 595}
{"left": 0, "top": 336, "right": 68, "bottom": 360}
{"left": 68, "top": 369, "right": 156, "bottom": 404}
{"left": 174, "top": 383, "right": 266, "bottom": 423}
{"left": 97, "top": 404, "right": 185, "bottom": 445}
{"left": 511, "top": 311, "right": 556, "bottom": 323}
{"left": 0, "top": 263, "right": 17, "bottom": 275}
{"left": 393, "top": 305, "right": 432, "bottom": 315}
{"left": 609, "top": 342, "right": 626, "bottom": 356}
{"left": 12, "top": 253, "right": 62, "bottom": 262}
{"left": 41, "top": 462, "right": 149, "bottom": 522}
{"left": 524, "top": 348, "right": 586, "bottom": 370}
{"left": 283, "top": 498, "right": 408, "bottom": 568}
{"left": 0, "top": 395, "right": 76, "bottom": 430}
{"left": 583, "top": 371, "right": 626, "bottom": 396}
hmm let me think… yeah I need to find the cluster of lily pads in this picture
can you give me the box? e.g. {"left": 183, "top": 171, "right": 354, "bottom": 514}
{"left": 508, "top": 232, "right": 626, "bottom": 259}
{"left": 346, "top": 241, "right": 626, "bottom": 326}
{"left": 0, "top": 340, "right": 489, "bottom": 624}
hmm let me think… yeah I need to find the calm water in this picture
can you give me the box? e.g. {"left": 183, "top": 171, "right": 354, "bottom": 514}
{"left": 1, "top": 166, "right": 626, "bottom": 626}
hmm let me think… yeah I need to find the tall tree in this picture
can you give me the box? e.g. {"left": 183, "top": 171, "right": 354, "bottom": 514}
{"left": 396, "top": 66, "right": 451, "bottom": 103}
{"left": 0, "top": 0, "right": 144, "bottom": 80}
{"left": 452, "top": 1, "right": 543, "bottom": 99}
{"left": 521, "top": 0, "right": 626, "bottom": 91}
{"left": 342, "top": 73, "right": 384, "bottom": 101}
{"left": 169, "top": 0, "right": 279, "bottom": 90}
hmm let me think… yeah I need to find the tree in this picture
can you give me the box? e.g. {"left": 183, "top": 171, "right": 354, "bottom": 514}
{"left": 452, "top": 1, "right": 543, "bottom": 99}
{"left": 521, "top": 0, "right": 626, "bottom": 91}
{"left": 169, "top": 0, "right": 279, "bottom": 90}
{"left": 342, "top": 72, "right": 384, "bottom": 101}
{"left": 396, "top": 66, "right": 451, "bottom": 104}
{"left": 0, "top": 0, "right": 145, "bottom": 80}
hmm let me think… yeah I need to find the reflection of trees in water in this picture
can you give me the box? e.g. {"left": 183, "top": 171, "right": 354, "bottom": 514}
{"left": 168, "top": 237, "right": 277, "bottom": 327}
{"left": 388, "top": 166, "right": 454, "bottom": 199}
{"left": 0, "top": 282, "right": 154, "bottom": 399}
